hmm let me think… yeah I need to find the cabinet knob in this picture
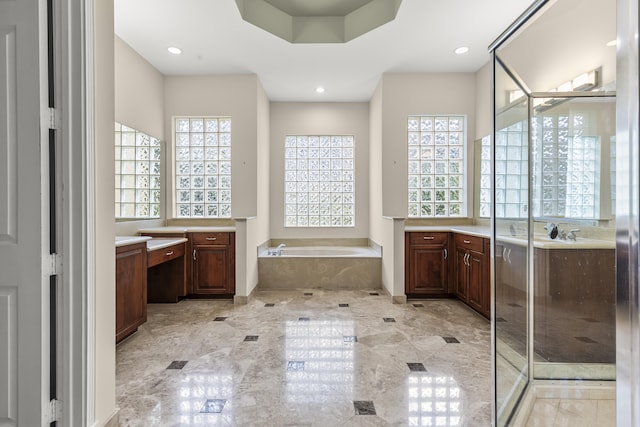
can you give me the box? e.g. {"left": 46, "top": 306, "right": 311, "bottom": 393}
{"left": 165, "top": 251, "right": 174, "bottom": 256}
{"left": 206, "top": 237, "right": 217, "bottom": 241}
{"left": 424, "top": 236, "right": 435, "bottom": 240}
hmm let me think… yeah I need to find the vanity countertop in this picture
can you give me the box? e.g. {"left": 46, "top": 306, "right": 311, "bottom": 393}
{"left": 405, "top": 225, "right": 491, "bottom": 239}
{"left": 138, "top": 226, "right": 236, "bottom": 234}
{"left": 115, "top": 235, "right": 152, "bottom": 248}
{"left": 146, "top": 238, "right": 189, "bottom": 251}
{"left": 497, "top": 234, "right": 615, "bottom": 249}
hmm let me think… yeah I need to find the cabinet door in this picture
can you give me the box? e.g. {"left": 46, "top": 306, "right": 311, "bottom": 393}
{"left": 116, "top": 242, "right": 147, "bottom": 342}
{"left": 467, "top": 249, "right": 484, "bottom": 313}
{"left": 193, "top": 246, "right": 232, "bottom": 294}
{"left": 454, "top": 247, "right": 469, "bottom": 302}
{"left": 407, "top": 245, "right": 448, "bottom": 294}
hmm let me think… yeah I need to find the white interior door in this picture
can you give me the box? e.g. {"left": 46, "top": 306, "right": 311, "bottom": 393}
{"left": 0, "top": 0, "right": 52, "bottom": 426}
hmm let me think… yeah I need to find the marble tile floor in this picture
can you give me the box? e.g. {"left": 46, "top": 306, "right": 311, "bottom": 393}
{"left": 116, "top": 289, "right": 493, "bottom": 426}
{"left": 525, "top": 398, "right": 615, "bottom": 426}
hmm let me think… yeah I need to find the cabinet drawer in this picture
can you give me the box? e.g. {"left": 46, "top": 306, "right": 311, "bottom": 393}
{"left": 148, "top": 243, "right": 185, "bottom": 268}
{"left": 409, "top": 232, "right": 449, "bottom": 245}
{"left": 191, "top": 232, "right": 231, "bottom": 246}
{"left": 454, "top": 233, "right": 484, "bottom": 252}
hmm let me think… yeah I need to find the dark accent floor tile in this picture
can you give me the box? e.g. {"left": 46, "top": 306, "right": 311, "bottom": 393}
{"left": 496, "top": 317, "right": 507, "bottom": 322}
{"left": 443, "top": 336, "right": 460, "bottom": 343}
{"left": 298, "top": 317, "right": 310, "bottom": 322}
{"left": 304, "top": 292, "right": 313, "bottom": 296}
{"left": 264, "top": 303, "right": 275, "bottom": 307}
{"left": 369, "top": 292, "right": 379, "bottom": 296}
{"left": 383, "top": 317, "right": 396, "bottom": 323}
{"left": 507, "top": 303, "right": 523, "bottom": 308}
{"left": 244, "top": 335, "right": 259, "bottom": 342}
{"left": 575, "top": 336, "right": 598, "bottom": 344}
{"left": 166, "top": 360, "right": 188, "bottom": 370}
{"left": 354, "top": 400, "right": 376, "bottom": 415}
{"left": 287, "top": 361, "right": 305, "bottom": 371}
{"left": 200, "top": 399, "right": 226, "bottom": 413}
{"left": 343, "top": 336, "right": 358, "bottom": 343}
{"left": 407, "top": 362, "right": 426, "bottom": 372}
{"left": 412, "top": 303, "right": 424, "bottom": 308}
{"left": 581, "top": 317, "right": 600, "bottom": 323}
{"left": 339, "top": 303, "right": 349, "bottom": 307}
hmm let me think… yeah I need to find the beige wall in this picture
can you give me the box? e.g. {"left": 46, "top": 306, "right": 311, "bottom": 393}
{"left": 269, "top": 102, "right": 370, "bottom": 238}
{"left": 475, "top": 62, "right": 492, "bottom": 140}
{"left": 368, "top": 82, "right": 399, "bottom": 296}
{"left": 95, "top": 0, "right": 117, "bottom": 424}
{"left": 380, "top": 73, "right": 477, "bottom": 218}
{"left": 114, "top": 36, "right": 166, "bottom": 233}
{"left": 164, "top": 75, "right": 260, "bottom": 218}
{"left": 114, "top": 36, "right": 164, "bottom": 140}
{"left": 245, "top": 81, "right": 271, "bottom": 295}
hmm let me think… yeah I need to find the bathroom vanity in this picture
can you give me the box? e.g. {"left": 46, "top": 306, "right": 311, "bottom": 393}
{"left": 115, "top": 236, "right": 150, "bottom": 343}
{"left": 534, "top": 246, "right": 615, "bottom": 363}
{"left": 140, "top": 227, "right": 236, "bottom": 297}
{"left": 405, "top": 226, "right": 491, "bottom": 318}
{"left": 147, "top": 238, "right": 189, "bottom": 302}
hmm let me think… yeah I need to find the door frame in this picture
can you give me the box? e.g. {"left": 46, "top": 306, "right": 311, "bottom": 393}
{"left": 55, "top": 0, "right": 96, "bottom": 424}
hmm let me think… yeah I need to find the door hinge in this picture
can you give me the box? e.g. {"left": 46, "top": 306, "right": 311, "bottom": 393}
{"left": 45, "top": 253, "right": 62, "bottom": 276}
{"left": 48, "top": 398, "right": 62, "bottom": 423}
{"left": 48, "top": 108, "right": 59, "bottom": 130}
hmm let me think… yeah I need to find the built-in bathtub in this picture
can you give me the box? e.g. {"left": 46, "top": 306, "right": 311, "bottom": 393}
{"left": 257, "top": 240, "right": 382, "bottom": 290}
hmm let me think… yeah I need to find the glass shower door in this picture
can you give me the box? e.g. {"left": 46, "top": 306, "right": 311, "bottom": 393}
{"left": 494, "top": 59, "right": 530, "bottom": 425}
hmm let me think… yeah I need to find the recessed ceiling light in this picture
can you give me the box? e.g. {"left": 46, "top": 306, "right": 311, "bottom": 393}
{"left": 454, "top": 46, "right": 469, "bottom": 55}
{"left": 316, "top": 87, "right": 325, "bottom": 93}
{"left": 606, "top": 39, "right": 617, "bottom": 47}
{"left": 167, "top": 46, "right": 182, "bottom": 55}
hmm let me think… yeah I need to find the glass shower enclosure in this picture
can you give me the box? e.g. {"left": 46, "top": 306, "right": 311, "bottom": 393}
{"left": 490, "top": 0, "right": 617, "bottom": 424}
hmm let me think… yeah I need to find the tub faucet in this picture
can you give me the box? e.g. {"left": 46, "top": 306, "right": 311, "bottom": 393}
{"left": 275, "top": 243, "right": 286, "bottom": 256}
{"left": 567, "top": 229, "right": 581, "bottom": 241}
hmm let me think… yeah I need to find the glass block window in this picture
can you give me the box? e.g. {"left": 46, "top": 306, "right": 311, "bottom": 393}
{"left": 114, "top": 123, "right": 161, "bottom": 218}
{"left": 284, "top": 135, "right": 355, "bottom": 227}
{"left": 408, "top": 116, "right": 466, "bottom": 217}
{"left": 494, "top": 120, "right": 529, "bottom": 219}
{"left": 531, "top": 113, "right": 599, "bottom": 218}
{"left": 174, "top": 117, "right": 231, "bottom": 218}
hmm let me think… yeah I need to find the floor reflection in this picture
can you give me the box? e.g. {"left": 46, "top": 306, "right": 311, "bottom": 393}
{"left": 407, "top": 375, "right": 462, "bottom": 426}
{"left": 176, "top": 374, "right": 233, "bottom": 425}
{"left": 285, "top": 318, "right": 355, "bottom": 402}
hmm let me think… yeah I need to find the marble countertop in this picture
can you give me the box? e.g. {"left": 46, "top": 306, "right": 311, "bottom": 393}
{"left": 405, "top": 225, "right": 491, "bottom": 238}
{"left": 146, "top": 238, "right": 189, "bottom": 251}
{"left": 115, "top": 235, "right": 152, "bottom": 247}
{"left": 405, "top": 226, "right": 614, "bottom": 249}
{"left": 138, "top": 226, "right": 236, "bottom": 233}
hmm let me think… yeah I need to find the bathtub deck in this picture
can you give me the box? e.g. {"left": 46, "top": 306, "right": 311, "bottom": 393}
{"left": 258, "top": 255, "right": 382, "bottom": 290}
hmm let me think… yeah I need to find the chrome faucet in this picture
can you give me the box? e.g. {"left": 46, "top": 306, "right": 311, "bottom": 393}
{"left": 268, "top": 243, "right": 286, "bottom": 256}
{"left": 567, "top": 229, "right": 581, "bottom": 241}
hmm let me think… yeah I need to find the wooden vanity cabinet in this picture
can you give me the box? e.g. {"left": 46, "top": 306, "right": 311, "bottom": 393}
{"left": 453, "top": 234, "right": 490, "bottom": 318}
{"left": 191, "top": 232, "right": 235, "bottom": 296}
{"left": 405, "top": 232, "right": 451, "bottom": 296}
{"left": 116, "top": 241, "right": 147, "bottom": 343}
